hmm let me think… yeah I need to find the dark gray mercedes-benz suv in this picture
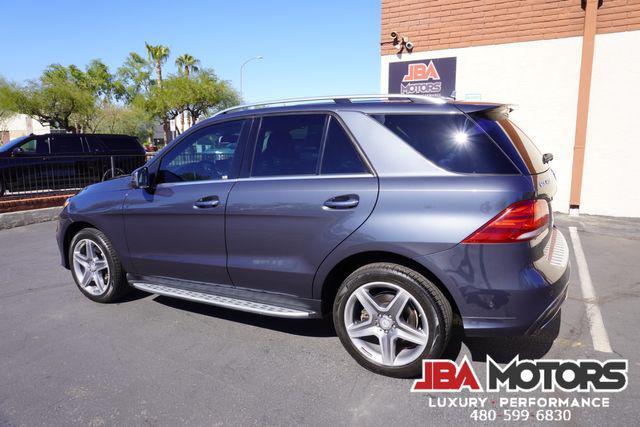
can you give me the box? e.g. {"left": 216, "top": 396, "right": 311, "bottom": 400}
{"left": 56, "top": 95, "right": 570, "bottom": 377}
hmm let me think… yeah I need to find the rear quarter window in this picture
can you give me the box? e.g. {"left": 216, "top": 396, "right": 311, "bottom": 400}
{"left": 372, "top": 114, "right": 518, "bottom": 174}
{"left": 97, "top": 135, "right": 142, "bottom": 153}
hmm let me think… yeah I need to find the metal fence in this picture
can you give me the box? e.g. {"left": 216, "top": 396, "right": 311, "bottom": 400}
{"left": 0, "top": 154, "right": 147, "bottom": 199}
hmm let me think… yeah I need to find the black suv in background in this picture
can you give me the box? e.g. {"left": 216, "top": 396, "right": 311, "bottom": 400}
{"left": 0, "top": 133, "right": 146, "bottom": 196}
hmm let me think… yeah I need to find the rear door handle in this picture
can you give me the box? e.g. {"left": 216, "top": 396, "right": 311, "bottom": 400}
{"left": 323, "top": 194, "right": 359, "bottom": 210}
{"left": 194, "top": 195, "right": 220, "bottom": 209}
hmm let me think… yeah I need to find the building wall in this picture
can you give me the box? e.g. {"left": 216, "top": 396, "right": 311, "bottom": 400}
{"left": 0, "top": 114, "right": 49, "bottom": 145}
{"left": 381, "top": 0, "right": 640, "bottom": 55}
{"left": 580, "top": 30, "right": 640, "bottom": 217}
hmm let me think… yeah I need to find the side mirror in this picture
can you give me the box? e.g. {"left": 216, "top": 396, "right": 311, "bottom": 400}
{"left": 11, "top": 147, "right": 24, "bottom": 157}
{"left": 542, "top": 153, "right": 554, "bottom": 164}
{"left": 131, "top": 167, "right": 151, "bottom": 190}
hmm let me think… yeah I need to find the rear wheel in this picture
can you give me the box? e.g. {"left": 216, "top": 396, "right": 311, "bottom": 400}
{"left": 69, "top": 228, "right": 130, "bottom": 302}
{"left": 333, "top": 263, "right": 452, "bottom": 378}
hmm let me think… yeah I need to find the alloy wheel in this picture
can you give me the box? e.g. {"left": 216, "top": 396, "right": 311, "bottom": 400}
{"left": 72, "top": 239, "right": 110, "bottom": 296}
{"left": 343, "top": 282, "right": 429, "bottom": 367}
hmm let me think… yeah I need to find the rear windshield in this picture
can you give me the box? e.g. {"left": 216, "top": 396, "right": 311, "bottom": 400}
{"left": 371, "top": 114, "right": 518, "bottom": 174}
{"left": 472, "top": 116, "right": 547, "bottom": 174}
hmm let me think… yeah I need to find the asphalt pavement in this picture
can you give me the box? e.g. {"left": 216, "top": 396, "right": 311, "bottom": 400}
{"left": 0, "top": 214, "right": 639, "bottom": 426}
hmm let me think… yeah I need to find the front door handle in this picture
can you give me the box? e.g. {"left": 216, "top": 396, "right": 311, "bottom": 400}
{"left": 194, "top": 195, "right": 220, "bottom": 209}
{"left": 323, "top": 194, "right": 359, "bottom": 210}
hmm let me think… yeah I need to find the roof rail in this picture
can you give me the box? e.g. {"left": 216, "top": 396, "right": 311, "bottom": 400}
{"left": 213, "top": 94, "right": 449, "bottom": 117}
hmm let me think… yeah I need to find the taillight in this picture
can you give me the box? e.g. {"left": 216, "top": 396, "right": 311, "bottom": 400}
{"left": 462, "top": 199, "right": 549, "bottom": 244}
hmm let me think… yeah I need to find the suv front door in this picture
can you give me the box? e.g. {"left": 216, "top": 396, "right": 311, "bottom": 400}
{"left": 4, "top": 136, "right": 50, "bottom": 193}
{"left": 226, "top": 114, "right": 378, "bottom": 298}
{"left": 124, "top": 119, "right": 251, "bottom": 285}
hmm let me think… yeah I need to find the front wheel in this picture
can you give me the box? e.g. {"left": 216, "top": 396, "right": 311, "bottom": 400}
{"left": 333, "top": 263, "right": 452, "bottom": 378}
{"left": 69, "top": 228, "right": 130, "bottom": 303}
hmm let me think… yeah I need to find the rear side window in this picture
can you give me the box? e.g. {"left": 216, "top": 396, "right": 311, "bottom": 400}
{"left": 321, "top": 118, "right": 367, "bottom": 174}
{"left": 49, "top": 135, "right": 84, "bottom": 155}
{"left": 97, "top": 135, "right": 142, "bottom": 153}
{"left": 473, "top": 117, "right": 547, "bottom": 174}
{"left": 252, "top": 115, "right": 325, "bottom": 177}
{"left": 372, "top": 114, "right": 518, "bottom": 174}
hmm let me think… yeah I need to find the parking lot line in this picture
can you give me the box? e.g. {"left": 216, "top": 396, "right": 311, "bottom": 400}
{"left": 568, "top": 226, "right": 613, "bottom": 353}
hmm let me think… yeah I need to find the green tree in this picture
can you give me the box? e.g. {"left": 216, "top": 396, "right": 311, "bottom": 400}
{"left": 144, "top": 70, "right": 239, "bottom": 134}
{"left": 145, "top": 42, "right": 171, "bottom": 143}
{"left": 175, "top": 54, "right": 201, "bottom": 129}
{"left": 88, "top": 103, "right": 155, "bottom": 142}
{"left": 117, "top": 52, "right": 152, "bottom": 103}
{"left": 0, "top": 69, "right": 95, "bottom": 132}
{"left": 185, "top": 71, "right": 240, "bottom": 123}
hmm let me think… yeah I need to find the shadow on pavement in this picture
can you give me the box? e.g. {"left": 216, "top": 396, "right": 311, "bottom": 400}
{"left": 118, "top": 288, "right": 153, "bottom": 303}
{"left": 153, "top": 295, "right": 336, "bottom": 338}
{"left": 148, "top": 295, "right": 561, "bottom": 358}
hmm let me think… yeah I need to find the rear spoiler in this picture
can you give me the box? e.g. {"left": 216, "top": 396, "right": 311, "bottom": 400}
{"left": 453, "top": 102, "right": 515, "bottom": 121}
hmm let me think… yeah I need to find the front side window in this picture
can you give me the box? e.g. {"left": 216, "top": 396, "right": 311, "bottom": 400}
{"left": 372, "top": 114, "right": 519, "bottom": 174}
{"left": 19, "top": 138, "right": 49, "bottom": 155}
{"left": 158, "top": 120, "right": 247, "bottom": 183}
{"left": 252, "top": 114, "right": 326, "bottom": 177}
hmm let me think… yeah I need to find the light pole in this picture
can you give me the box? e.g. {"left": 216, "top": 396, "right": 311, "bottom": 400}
{"left": 240, "top": 55, "right": 263, "bottom": 100}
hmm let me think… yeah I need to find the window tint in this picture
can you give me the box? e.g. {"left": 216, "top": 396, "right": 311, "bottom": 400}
{"left": 321, "top": 118, "right": 366, "bottom": 174}
{"left": 85, "top": 136, "right": 105, "bottom": 153}
{"left": 19, "top": 138, "right": 49, "bottom": 155}
{"left": 252, "top": 115, "right": 325, "bottom": 177}
{"left": 97, "top": 135, "right": 141, "bottom": 153}
{"left": 372, "top": 114, "right": 518, "bottom": 174}
{"left": 49, "top": 135, "right": 84, "bottom": 154}
{"left": 158, "top": 120, "right": 246, "bottom": 183}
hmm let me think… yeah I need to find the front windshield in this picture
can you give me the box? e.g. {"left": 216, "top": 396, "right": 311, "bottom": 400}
{"left": 0, "top": 135, "right": 31, "bottom": 153}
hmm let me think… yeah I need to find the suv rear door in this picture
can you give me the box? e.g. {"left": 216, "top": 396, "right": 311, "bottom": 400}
{"left": 225, "top": 113, "right": 378, "bottom": 298}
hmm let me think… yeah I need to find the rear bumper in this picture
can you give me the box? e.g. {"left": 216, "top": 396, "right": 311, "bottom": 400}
{"left": 462, "top": 264, "right": 569, "bottom": 336}
{"left": 417, "top": 226, "right": 571, "bottom": 337}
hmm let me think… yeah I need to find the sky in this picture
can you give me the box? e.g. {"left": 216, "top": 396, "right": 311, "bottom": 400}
{"left": 0, "top": 0, "right": 381, "bottom": 103}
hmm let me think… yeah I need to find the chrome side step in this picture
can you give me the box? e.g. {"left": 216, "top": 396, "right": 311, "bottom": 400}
{"left": 130, "top": 282, "right": 314, "bottom": 318}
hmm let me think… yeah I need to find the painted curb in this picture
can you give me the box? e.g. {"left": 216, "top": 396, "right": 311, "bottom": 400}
{"left": 0, "top": 206, "right": 61, "bottom": 231}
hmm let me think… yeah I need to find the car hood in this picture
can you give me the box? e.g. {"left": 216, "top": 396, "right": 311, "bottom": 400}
{"left": 80, "top": 175, "right": 132, "bottom": 195}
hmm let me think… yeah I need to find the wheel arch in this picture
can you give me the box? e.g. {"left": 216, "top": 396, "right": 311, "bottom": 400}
{"left": 318, "top": 250, "right": 461, "bottom": 320}
{"left": 63, "top": 221, "right": 99, "bottom": 268}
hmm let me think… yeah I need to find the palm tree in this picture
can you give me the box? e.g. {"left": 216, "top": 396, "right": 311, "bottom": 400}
{"left": 175, "top": 54, "right": 200, "bottom": 130}
{"left": 145, "top": 42, "right": 171, "bottom": 143}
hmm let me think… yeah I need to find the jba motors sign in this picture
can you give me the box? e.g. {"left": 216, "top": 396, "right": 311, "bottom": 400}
{"left": 388, "top": 57, "right": 456, "bottom": 97}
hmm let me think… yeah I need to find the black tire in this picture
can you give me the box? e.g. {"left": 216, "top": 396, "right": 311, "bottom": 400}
{"left": 68, "top": 227, "right": 130, "bottom": 303}
{"left": 333, "top": 262, "right": 452, "bottom": 378}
